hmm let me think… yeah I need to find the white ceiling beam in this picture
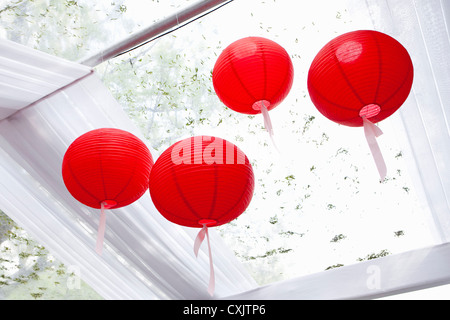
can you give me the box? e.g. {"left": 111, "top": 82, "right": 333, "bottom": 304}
{"left": 225, "top": 242, "right": 450, "bottom": 300}
{"left": 79, "top": 0, "right": 232, "bottom": 67}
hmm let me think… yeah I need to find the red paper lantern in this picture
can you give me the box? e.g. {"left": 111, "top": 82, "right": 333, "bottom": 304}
{"left": 149, "top": 136, "right": 254, "bottom": 295}
{"left": 62, "top": 128, "right": 153, "bottom": 254}
{"left": 307, "top": 30, "right": 414, "bottom": 180}
{"left": 212, "top": 37, "right": 294, "bottom": 138}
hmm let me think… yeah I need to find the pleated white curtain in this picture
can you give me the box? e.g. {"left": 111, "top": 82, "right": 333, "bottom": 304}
{"left": 361, "top": 0, "right": 450, "bottom": 243}
{"left": 0, "top": 39, "right": 256, "bottom": 299}
{"left": 230, "top": 0, "right": 450, "bottom": 299}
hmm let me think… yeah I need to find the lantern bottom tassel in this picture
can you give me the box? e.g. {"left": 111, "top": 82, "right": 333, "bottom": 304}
{"left": 194, "top": 224, "right": 215, "bottom": 296}
{"left": 95, "top": 201, "right": 108, "bottom": 255}
{"left": 362, "top": 116, "right": 387, "bottom": 182}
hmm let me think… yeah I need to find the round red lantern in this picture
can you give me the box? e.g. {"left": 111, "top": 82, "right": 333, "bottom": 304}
{"left": 62, "top": 128, "right": 153, "bottom": 254}
{"left": 149, "top": 136, "right": 254, "bottom": 295}
{"left": 307, "top": 30, "right": 414, "bottom": 180}
{"left": 212, "top": 37, "right": 294, "bottom": 139}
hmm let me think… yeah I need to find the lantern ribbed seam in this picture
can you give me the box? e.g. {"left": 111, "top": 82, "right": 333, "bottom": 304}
{"left": 371, "top": 31, "right": 383, "bottom": 104}
{"left": 207, "top": 164, "right": 219, "bottom": 220}
{"left": 98, "top": 138, "right": 108, "bottom": 202}
{"left": 227, "top": 51, "right": 257, "bottom": 103}
{"left": 333, "top": 54, "right": 366, "bottom": 106}
{"left": 222, "top": 178, "right": 253, "bottom": 223}
{"left": 170, "top": 163, "right": 202, "bottom": 220}
{"left": 308, "top": 82, "right": 360, "bottom": 112}
{"left": 169, "top": 138, "right": 201, "bottom": 221}
{"left": 111, "top": 156, "right": 138, "bottom": 204}
{"left": 152, "top": 198, "right": 201, "bottom": 228}
{"left": 380, "top": 67, "right": 414, "bottom": 107}
{"left": 152, "top": 197, "right": 201, "bottom": 226}
{"left": 66, "top": 160, "right": 102, "bottom": 205}
{"left": 269, "top": 60, "right": 293, "bottom": 108}
{"left": 261, "top": 42, "right": 268, "bottom": 100}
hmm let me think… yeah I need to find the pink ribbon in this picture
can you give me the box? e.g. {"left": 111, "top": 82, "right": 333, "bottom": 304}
{"left": 362, "top": 116, "right": 387, "bottom": 182}
{"left": 95, "top": 202, "right": 108, "bottom": 255}
{"left": 194, "top": 224, "right": 215, "bottom": 296}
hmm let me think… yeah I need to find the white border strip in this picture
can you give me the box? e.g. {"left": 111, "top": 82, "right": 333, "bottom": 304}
{"left": 79, "top": 0, "right": 232, "bottom": 67}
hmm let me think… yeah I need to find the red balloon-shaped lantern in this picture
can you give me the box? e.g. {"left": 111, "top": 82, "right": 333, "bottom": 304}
{"left": 307, "top": 30, "right": 414, "bottom": 180}
{"left": 62, "top": 128, "right": 153, "bottom": 254}
{"left": 213, "top": 37, "right": 294, "bottom": 139}
{"left": 149, "top": 136, "right": 254, "bottom": 295}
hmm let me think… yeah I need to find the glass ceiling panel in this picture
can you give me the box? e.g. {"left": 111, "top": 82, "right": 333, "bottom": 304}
{"left": 0, "top": 0, "right": 441, "bottom": 297}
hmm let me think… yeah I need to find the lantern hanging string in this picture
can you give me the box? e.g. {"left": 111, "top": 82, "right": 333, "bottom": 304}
{"left": 95, "top": 201, "right": 108, "bottom": 255}
{"left": 362, "top": 116, "right": 387, "bottom": 182}
{"left": 194, "top": 224, "right": 215, "bottom": 296}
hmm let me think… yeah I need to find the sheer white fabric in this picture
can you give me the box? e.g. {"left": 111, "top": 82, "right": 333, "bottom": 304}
{"left": 0, "top": 40, "right": 91, "bottom": 119}
{"left": 0, "top": 39, "right": 256, "bottom": 299}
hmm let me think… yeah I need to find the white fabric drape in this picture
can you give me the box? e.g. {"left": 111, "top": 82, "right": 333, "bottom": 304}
{"left": 0, "top": 39, "right": 256, "bottom": 299}
{"left": 0, "top": 40, "right": 91, "bottom": 119}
